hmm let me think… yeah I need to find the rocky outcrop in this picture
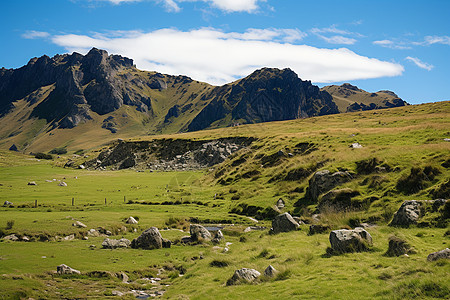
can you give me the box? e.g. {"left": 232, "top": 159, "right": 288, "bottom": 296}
{"left": 102, "top": 238, "right": 131, "bottom": 249}
{"left": 189, "top": 224, "right": 212, "bottom": 242}
{"left": 57, "top": 264, "right": 81, "bottom": 275}
{"left": 226, "top": 268, "right": 261, "bottom": 286}
{"left": 329, "top": 227, "right": 372, "bottom": 253}
{"left": 83, "top": 137, "right": 254, "bottom": 170}
{"left": 307, "top": 170, "right": 353, "bottom": 202}
{"left": 271, "top": 212, "right": 299, "bottom": 234}
{"left": 131, "top": 227, "right": 171, "bottom": 250}
{"left": 389, "top": 200, "right": 421, "bottom": 226}
{"left": 427, "top": 248, "right": 450, "bottom": 261}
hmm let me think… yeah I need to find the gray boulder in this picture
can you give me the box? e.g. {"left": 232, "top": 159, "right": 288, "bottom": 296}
{"left": 226, "top": 268, "right": 261, "bottom": 286}
{"left": 271, "top": 212, "right": 299, "bottom": 234}
{"left": 307, "top": 170, "right": 353, "bottom": 201}
{"left": 3, "top": 234, "right": 19, "bottom": 241}
{"left": 329, "top": 227, "right": 372, "bottom": 253}
{"left": 102, "top": 238, "right": 131, "bottom": 249}
{"left": 190, "top": 224, "right": 212, "bottom": 242}
{"left": 389, "top": 200, "right": 421, "bottom": 226}
{"left": 131, "top": 227, "right": 170, "bottom": 250}
{"left": 212, "top": 230, "right": 224, "bottom": 244}
{"left": 126, "top": 216, "right": 138, "bottom": 224}
{"left": 3, "top": 201, "right": 13, "bottom": 207}
{"left": 28, "top": 181, "right": 37, "bottom": 186}
{"left": 58, "top": 181, "right": 68, "bottom": 187}
{"left": 72, "top": 221, "right": 87, "bottom": 228}
{"left": 264, "top": 265, "right": 278, "bottom": 277}
{"left": 427, "top": 248, "right": 450, "bottom": 261}
{"left": 57, "top": 264, "right": 81, "bottom": 275}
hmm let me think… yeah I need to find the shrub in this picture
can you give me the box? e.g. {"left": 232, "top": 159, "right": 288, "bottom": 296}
{"left": 49, "top": 147, "right": 67, "bottom": 155}
{"left": 34, "top": 152, "right": 53, "bottom": 160}
{"left": 209, "top": 260, "right": 230, "bottom": 268}
{"left": 6, "top": 220, "right": 15, "bottom": 230}
{"left": 396, "top": 165, "right": 440, "bottom": 194}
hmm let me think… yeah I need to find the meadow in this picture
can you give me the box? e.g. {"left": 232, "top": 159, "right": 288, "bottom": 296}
{"left": 0, "top": 102, "right": 449, "bottom": 299}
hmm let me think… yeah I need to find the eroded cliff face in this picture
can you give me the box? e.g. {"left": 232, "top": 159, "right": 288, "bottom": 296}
{"left": 76, "top": 137, "right": 255, "bottom": 171}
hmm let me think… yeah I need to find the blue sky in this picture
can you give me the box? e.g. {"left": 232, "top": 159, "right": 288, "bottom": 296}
{"left": 1, "top": 0, "right": 449, "bottom": 104}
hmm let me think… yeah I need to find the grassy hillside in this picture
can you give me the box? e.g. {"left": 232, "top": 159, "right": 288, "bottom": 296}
{"left": 0, "top": 101, "right": 449, "bottom": 299}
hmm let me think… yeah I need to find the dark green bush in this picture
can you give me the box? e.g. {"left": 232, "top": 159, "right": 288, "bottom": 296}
{"left": 34, "top": 152, "right": 53, "bottom": 160}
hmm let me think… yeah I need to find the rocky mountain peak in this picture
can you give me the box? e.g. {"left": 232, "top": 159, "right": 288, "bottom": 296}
{"left": 340, "top": 83, "right": 361, "bottom": 91}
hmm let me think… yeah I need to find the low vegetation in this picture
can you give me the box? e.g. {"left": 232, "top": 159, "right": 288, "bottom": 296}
{"left": 0, "top": 102, "right": 448, "bottom": 298}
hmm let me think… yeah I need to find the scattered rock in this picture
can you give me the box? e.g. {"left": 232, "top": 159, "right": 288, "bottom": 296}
{"left": 226, "top": 268, "right": 261, "bottom": 286}
{"left": 57, "top": 264, "right": 81, "bottom": 275}
{"left": 276, "top": 198, "right": 285, "bottom": 209}
{"left": 63, "top": 234, "right": 75, "bottom": 241}
{"left": 72, "top": 221, "right": 87, "bottom": 228}
{"left": 102, "top": 238, "right": 131, "bottom": 249}
{"left": 78, "top": 165, "right": 85, "bottom": 169}
{"left": 189, "top": 224, "right": 212, "bottom": 242}
{"left": 271, "top": 212, "right": 299, "bottom": 234}
{"left": 350, "top": 142, "right": 363, "bottom": 148}
{"left": 212, "top": 230, "right": 224, "bottom": 244}
{"left": 126, "top": 216, "right": 138, "bottom": 224}
{"left": 264, "top": 265, "right": 278, "bottom": 277}
{"left": 131, "top": 227, "right": 170, "bottom": 250}
{"left": 389, "top": 200, "right": 421, "bottom": 226}
{"left": 119, "top": 272, "right": 129, "bottom": 283}
{"left": 308, "top": 224, "right": 331, "bottom": 235}
{"left": 244, "top": 226, "right": 266, "bottom": 232}
{"left": 180, "top": 236, "right": 193, "bottom": 244}
{"left": 28, "top": 181, "right": 37, "bottom": 186}
{"left": 22, "top": 236, "right": 30, "bottom": 242}
{"left": 58, "top": 181, "right": 68, "bottom": 187}
{"left": 3, "top": 201, "right": 13, "bottom": 207}
{"left": 3, "top": 234, "right": 19, "bottom": 241}
{"left": 307, "top": 170, "right": 353, "bottom": 202}
{"left": 111, "top": 290, "right": 124, "bottom": 297}
{"left": 329, "top": 227, "right": 373, "bottom": 253}
{"left": 385, "top": 236, "right": 415, "bottom": 257}
{"left": 427, "top": 248, "right": 450, "bottom": 261}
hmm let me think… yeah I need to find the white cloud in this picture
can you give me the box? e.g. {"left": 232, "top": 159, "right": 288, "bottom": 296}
{"left": 207, "top": 0, "right": 260, "bottom": 12}
{"left": 102, "top": 0, "right": 142, "bottom": 4}
{"left": 50, "top": 28, "right": 404, "bottom": 85}
{"left": 406, "top": 56, "right": 434, "bottom": 71}
{"left": 310, "top": 25, "right": 362, "bottom": 45}
{"left": 422, "top": 35, "right": 450, "bottom": 46}
{"left": 373, "top": 39, "right": 411, "bottom": 50}
{"left": 317, "top": 35, "right": 356, "bottom": 45}
{"left": 99, "top": 0, "right": 263, "bottom": 12}
{"left": 22, "top": 30, "right": 50, "bottom": 39}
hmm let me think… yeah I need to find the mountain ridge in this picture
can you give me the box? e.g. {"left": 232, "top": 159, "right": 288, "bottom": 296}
{"left": 0, "top": 48, "right": 408, "bottom": 152}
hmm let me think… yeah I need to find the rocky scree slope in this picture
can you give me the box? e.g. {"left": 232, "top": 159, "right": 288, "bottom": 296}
{"left": 73, "top": 137, "right": 255, "bottom": 171}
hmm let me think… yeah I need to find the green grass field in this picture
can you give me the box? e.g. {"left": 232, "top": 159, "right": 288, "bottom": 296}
{"left": 0, "top": 102, "right": 449, "bottom": 299}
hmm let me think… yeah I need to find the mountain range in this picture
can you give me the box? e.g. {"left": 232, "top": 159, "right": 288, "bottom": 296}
{"left": 0, "top": 48, "right": 407, "bottom": 152}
